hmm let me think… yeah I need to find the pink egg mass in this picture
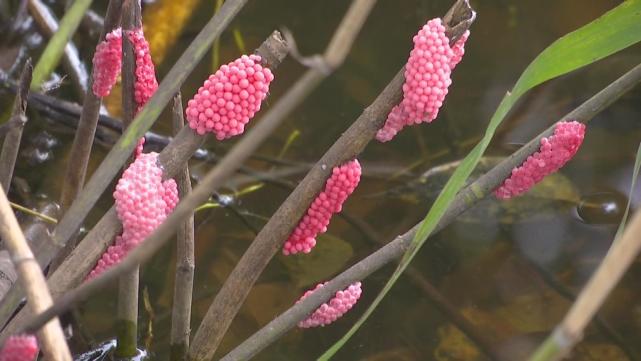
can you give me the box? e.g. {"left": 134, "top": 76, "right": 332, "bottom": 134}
{"left": 91, "top": 28, "right": 123, "bottom": 97}
{"left": 0, "top": 335, "right": 38, "bottom": 361}
{"left": 494, "top": 121, "right": 586, "bottom": 199}
{"left": 185, "top": 54, "right": 274, "bottom": 140}
{"left": 297, "top": 282, "right": 362, "bottom": 328}
{"left": 283, "top": 159, "right": 361, "bottom": 255}
{"left": 88, "top": 139, "right": 178, "bottom": 279}
{"left": 127, "top": 28, "right": 158, "bottom": 113}
{"left": 376, "top": 18, "right": 469, "bottom": 142}
{"left": 90, "top": 27, "right": 158, "bottom": 113}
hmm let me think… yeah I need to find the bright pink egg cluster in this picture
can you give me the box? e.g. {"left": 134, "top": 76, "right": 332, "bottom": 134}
{"left": 283, "top": 160, "right": 361, "bottom": 255}
{"left": 90, "top": 27, "right": 158, "bottom": 112}
{"left": 92, "top": 28, "right": 122, "bottom": 97}
{"left": 88, "top": 139, "right": 178, "bottom": 279}
{"left": 495, "top": 121, "right": 586, "bottom": 199}
{"left": 185, "top": 54, "right": 274, "bottom": 139}
{"left": 128, "top": 28, "right": 158, "bottom": 113}
{"left": 376, "top": 19, "right": 469, "bottom": 142}
{"left": 297, "top": 282, "right": 362, "bottom": 328}
{"left": 0, "top": 335, "right": 38, "bottom": 361}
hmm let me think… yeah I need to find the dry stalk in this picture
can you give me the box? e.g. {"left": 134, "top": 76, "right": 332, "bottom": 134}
{"left": 0, "top": 186, "right": 71, "bottom": 360}
{"left": 0, "top": 60, "right": 31, "bottom": 193}
{"left": 169, "top": 93, "right": 196, "bottom": 360}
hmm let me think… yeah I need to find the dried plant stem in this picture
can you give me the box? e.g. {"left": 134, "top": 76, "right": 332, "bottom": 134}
{"left": 58, "top": 0, "right": 122, "bottom": 213}
{"left": 115, "top": 0, "right": 142, "bottom": 356}
{"left": 529, "top": 209, "right": 641, "bottom": 361}
{"left": 53, "top": 0, "right": 123, "bottom": 272}
{"left": 220, "top": 62, "right": 641, "bottom": 360}
{"left": 0, "top": 60, "right": 31, "bottom": 192}
{"left": 170, "top": 94, "right": 196, "bottom": 361}
{"left": 188, "top": 1, "right": 377, "bottom": 359}
{"left": 0, "top": 203, "right": 58, "bottom": 304}
{"left": 0, "top": 31, "right": 288, "bottom": 338}
{"left": 0, "top": 186, "right": 71, "bottom": 360}
{"left": 26, "top": 0, "right": 88, "bottom": 98}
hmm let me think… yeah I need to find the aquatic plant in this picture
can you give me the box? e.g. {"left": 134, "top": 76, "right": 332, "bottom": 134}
{"left": 495, "top": 121, "right": 586, "bottom": 199}
{"left": 283, "top": 159, "right": 362, "bottom": 255}
{"left": 185, "top": 54, "right": 274, "bottom": 139}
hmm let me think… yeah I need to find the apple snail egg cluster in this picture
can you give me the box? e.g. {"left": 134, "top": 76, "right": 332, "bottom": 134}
{"left": 91, "top": 28, "right": 123, "bottom": 97}
{"left": 494, "top": 121, "right": 586, "bottom": 199}
{"left": 0, "top": 335, "right": 39, "bottom": 361}
{"left": 88, "top": 140, "right": 178, "bottom": 279}
{"left": 376, "top": 18, "right": 469, "bottom": 142}
{"left": 127, "top": 28, "right": 159, "bottom": 112}
{"left": 185, "top": 54, "right": 274, "bottom": 139}
{"left": 297, "top": 282, "right": 362, "bottom": 328}
{"left": 283, "top": 159, "right": 361, "bottom": 255}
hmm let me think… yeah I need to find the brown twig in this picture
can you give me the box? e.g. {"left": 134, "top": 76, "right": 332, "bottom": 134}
{"left": 53, "top": 0, "right": 123, "bottom": 273}
{"left": 0, "top": 30, "right": 288, "bottom": 338}
{"left": 220, "top": 62, "right": 641, "bottom": 360}
{"left": 0, "top": 203, "right": 58, "bottom": 302}
{"left": 169, "top": 93, "right": 196, "bottom": 361}
{"left": 115, "top": 0, "right": 142, "bottom": 356}
{"left": 189, "top": 1, "right": 377, "bottom": 358}
{"left": 0, "top": 185, "right": 71, "bottom": 360}
{"left": 0, "top": 60, "right": 31, "bottom": 193}
{"left": 57, "top": 0, "right": 122, "bottom": 214}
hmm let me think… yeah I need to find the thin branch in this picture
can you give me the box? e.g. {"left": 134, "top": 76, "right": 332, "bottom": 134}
{"left": 57, "top": 0, "right": 122, "bottom": 214}
{"left": 0, "top": 185, "right": 71, "bottom": 360}
{"left": 0, "top": 203, "right": 59, "bottom": 303}
{"left": 0, "top": 30, "right": 288, "bottom": 338}
{"left": 52, "top": 0, "right": 123, "bottom": 274}
{"left": 115, "top": 0, "right": 141, "bottom": 356}
{"left": 0, "top": 59, "right": 31, "bottom": 192}
{"left": 169, "top": 93, "right": 196, "bottom": 361}
{"left": 220, "top": 62, "right": 641, "bottom": 360}
{"left": 528, "top": 208, "right": 641, "bottom": 361}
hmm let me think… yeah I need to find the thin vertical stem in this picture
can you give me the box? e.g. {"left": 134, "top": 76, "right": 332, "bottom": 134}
{"left": 58, "top": 0, "right": 122, "bottom": 212}
{"left": 170, "top": 94, "right": 195, "bottom": 361}
{"left": 116, "top": 0, "right": 141, "bottom": 357}
{"left": 0, "top": 60, "right": 31, "bottom": 192}
{"left": 53, "top": 0, "right": 123, "bottom": 271}
{"left": 0, "top": 185, "right": 71, "bottom": 360}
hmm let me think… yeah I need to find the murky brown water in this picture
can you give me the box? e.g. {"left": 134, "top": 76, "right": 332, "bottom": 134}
{"left": 2, "top": 0, "right": 641, "bottom": 360}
